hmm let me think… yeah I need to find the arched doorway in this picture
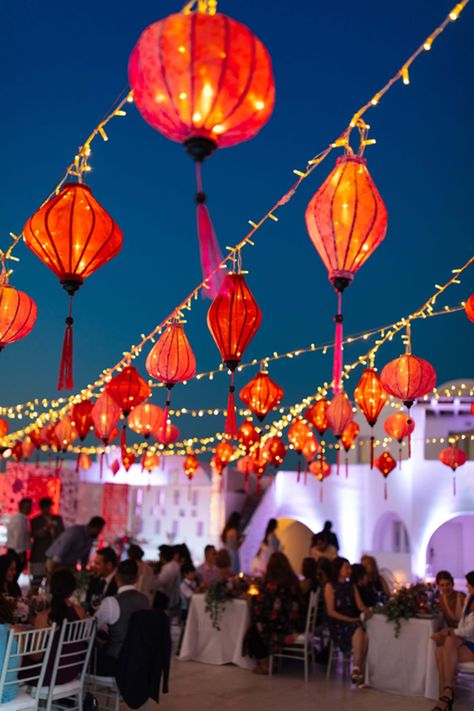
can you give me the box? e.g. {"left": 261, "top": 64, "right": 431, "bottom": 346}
{"left": 277, "top": 518, "right": 314, "bottom": 574}
{"left": 373, "top": 512, "right": 410, "bottom": 553}
{"left": 425, "top": 514, "right": 474, "bottom": 579}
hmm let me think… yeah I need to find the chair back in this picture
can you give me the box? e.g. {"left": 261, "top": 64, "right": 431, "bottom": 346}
{"left": 0, "top": 625, "right": 56, "bottom": 704}
{"left": 305, "top": 590, "right": 320, "bottom": 637}
{"left": 45, "top": 617, "right": 96, "bottom": 695}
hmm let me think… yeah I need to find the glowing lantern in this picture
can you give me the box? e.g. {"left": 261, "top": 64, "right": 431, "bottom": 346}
{"left": 262, "top": 436, "right": 287, "bottom": 469}
{"left": 71, "top": 400, "right": 94, "bottom": 442}
{"left": 11, "top": 441, "right": 23, "bottom": 462}
{"left": 302, "top": 432, "right": 319, "bottom": 463}
{"left": 24, "top": 183, "right": 123, "bottom": 390}
{"left": 309, "top": 458, "right": 331, "bottom": 502}
{"left": 239, "top": 371, "right": 283, "bottom": 422}
{"left": 106, "top": 366, "right": 151, "bottom": 417}
{"left": 129, "top": 6, "right": 275, "bottom": 292}
{"left": 340, "top": 420, "right": 360, "bottom": 477}
{"left": 121, "top": 448, "right": 136, "bottom": 472}
{"left": 211, "top": 455, "right": 224, "bottom": 476}
{"left": 141, "top": 451, "right": 160, "bottom": 473}
{"left": 184, "top": 453, "right": 199, "bottom": 480}
{"left": 237, "top": 455, "right": 255, "bottom": 476}
{"left": 380, "top": 329, "right": 436, "bottom": 411}
{"left": 354, "top": 368, "right": 387, "bottom": 468}
{"left": 237, "top": 419, "right": 261, "bottom": 454}
{"left": 92, "top": 392, "right": 121, "bottom": 445}
{"left": 145, "top": 322, "right": 196, "bottom": 428}
{"left": 0, "top": 418, "right": 9, "bottom": 439}
{"left": 54, "top": 415, "right": 78, "bottom": 452}
{"left": 253, "top": 451, "right": 267, "bottom": 482}
{"left": 464, "top": 294, "right": 474, "bottom": 323}
{"left": 128, "top": 403, "right": 164, "bottom": 439}
{"left": 21, "top": 436, "right": 35, "bottom": 460}
{"left": 304, "top": 399, "right": 329, "bottom": 437}
{"left": 77, "top": 452, "right": 92, "bottom": 471}
{"left": 288, "top": 419, "right": 311, "bottom": 482}
{"left": 154, "top": 421, "right": 180, "bottom": 446}
{"left": 439, "top": 445, "right": 467, "bottom": 496}
{"left": 374, "top": 451, "right": 397, "bottom": 500}
{"left": 326, "top": 392, "right": 353, "bottom": 437}
{"left": 384, "top": 412, "right": 415, "bottom": 465}
{"left": 207, "top": 273, "right": 262, "bottom": 437}
{"left": 0, "top": 283, "right": 37, "bottom": 351}
{"left": 215, "top": 441, "right": 234, "bottom": 465}
{"left": 28, "top": 429, "right": 45, "bottom": 449}
{"left": 43, "top": 424, "right": 60, "bottom": 451}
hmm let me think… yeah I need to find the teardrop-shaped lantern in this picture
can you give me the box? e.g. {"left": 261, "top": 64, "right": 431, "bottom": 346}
{"left": 464, "top": 294, "right": 474, "bottom": 323}
{"left": 287, "top": 419, "right": 311, "bottom": 453}
{"left": 374, "top": 450, "right": 397, "bottom": 500}
{"left": 141, "top": 451, "right": 160, "bottom": 473}
{"left": 239, "top": 371, "right": 283, "bottom": 422}
{"left": 184, "top": 453, "right": 199, "bottom": 481}
{"left": 71, "top": 400, "right": 95, "bottom": 441}
{"left": 54, "top": 415, "right": 78, "bottom": 452}
{"left": 354, "top": 368, "right": 387, "bottom": 468}
{"left": 128, "top": 403, "right": 164, "bottom": 440}
{"left": 106, "top": 366, "right": 151, "bottom": 417}
{"left": 21, "top": 436, "right": 35, "bottom": 460}
{"left": 146, "top": 322, "right": 196, "bottom": 429}
{"left": 304, "top": 399, "right": 329, "bottom": 437}
{"left": 439, "top": 445, "right": 467, "bottom": 496}
{"left": 237, "top": 419, "right": 261, "bottom": 454}
{"left": 208, "top": 273, "right": 262, "bottom": 437}
{"left": 24, "top": 183, "right": 123, "bottom": 390}
{"left": 92, "top": 392, "right": 121, "bottom": 445}
{"left": 0, "top": 283, "right": 37, "bottom": 351}
{"left": 340, "top": 420, "right": 359, "bottom": 478}
{"left": 326, "top": 392, "right": 353, "bottom": 438}
{"left": 237, "top": 455, "right": 254, "bottom": 476}
{"left": 121, "top": 448, "right": 136, "bottom": 472}
{"left": 215, "top": 441, "right": 235, "bottom": 465}
{"left": 262, "top": 436, "right": 287, "bottom": 469}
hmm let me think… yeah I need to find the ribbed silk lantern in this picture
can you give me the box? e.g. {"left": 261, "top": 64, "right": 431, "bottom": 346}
{"left": 309, "top": 459, "right": 331, "bottom": 502}
{"left": 374, "top": 451, "right": 396, "bottom": 500}
{"left": 106, "top": 366, "right": 151, "bottom": 449}
{"left": 439, "top": 446, "right": 467, "bottom": 496}
{"left": 381, "top": 355, "right": 436, "bottom": 410}
{"left": 327, "top": 391, "right": 353, "bottom": 475}
{"left": 340, "top": 421, "right": 359, "bottom": 478}
{"left": 354, "top": 368, "right": 387, "bottom": 468}
{"left": 54, "top": 415, "right": 78, "bottom": 452}
{"left": 0, "top": 283, "right": 37, "bottom": 351}
{"left": 154, "top": 421, "right": 180, "bottom": 446}
{"left": 288, "top": 419, "right": 311, "bottom": 482}
{"left": 239, "top": 371, "right": 283, "bottom": 422}
{"left": 24, "top": 183, "right": 123, "bottom": 390}
{"left": 304, "top": 399, "right": 329, "bottom": 437}
{"left": 141, "top": 451, "right": 160, "bottom": 473}
{"left": 77, "top": 453, "right": 92, "bottom": 471}
{"left": 464, "top": 294, "right": 474, "bottom": 323}
{"left": 208, "top": 273, "right": 262, "bottom": 437}
{"left": 262, "top": 436, "right": 286, "bottom": 469}
{"left": 145, "top": 322, "right": 196, "bottom": 429}
{"left": 71, "top": 400, "right": 94, "bottom": 441}
{"left": 92, "top": 393, "right": 121, "bottom": 445}
{"left": 184, "top": 454, "right": 199, "bottom": 481}
{"left": 237, "top": 419, "right": 261, "bottom": 454}
{"left": 384, "top": 412, "right": 415, "bottom": 465}
{"left": 128, "top": 403, "right": 164, "bottom": 439}
{"left": 129, "top": 6, "right": 275, "bottom": 294}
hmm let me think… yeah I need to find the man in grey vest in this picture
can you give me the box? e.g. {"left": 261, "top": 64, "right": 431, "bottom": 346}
{"left": 95, "top": 558, "right": 149, "bottom": 675}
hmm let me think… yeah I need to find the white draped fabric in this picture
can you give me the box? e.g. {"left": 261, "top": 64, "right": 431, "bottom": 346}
{"left": 179, "top": 594, "right": 254, "bottom": 669}
{"left": 366, "top": 615, "right": 441, "bottom": 699}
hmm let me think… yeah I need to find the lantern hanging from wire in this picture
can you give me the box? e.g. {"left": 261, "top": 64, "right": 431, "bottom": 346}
{"left": 340, "top": 420, "right": 360, "bottom": 478}
{"left": 304, "top": 399, "right": 329, "bottom": 438}
{"left": 464, "top": 294, "right": 474, "bottom": 323}
{"left": 0, "top": 281, "right": 37, "bottom": 352}
{"left": 145, "top": 322, "right": 196, "bottom": 430}
{"left": 383, "top": 412, "right": 415, "bottom": 465}
{"left": 121, "top": 447, "right": 136, "bottom": 472}
{"left": 92, "top": 392, "right": 121, "bottom": 446}
{"left": 253, "top": 451, "right": 268, "bottom": 493}
{"left": 141, "top": 450, "right": 160, "bottom": 473}
{"left": 287, "top": 419, "right": 311, "bottom": 482}
{"left": 154, "top": 420, "right": 180, "bottom": 446}
{"left": 211, "top": 455, "right": 225, "bottom": 476}
{"left": 354, "top": 368, "right": 387, "bottom": 468}
{"left": 262, "top": 435, "right": 287, "bottom": 470}
{"left": 305, "top": 152, "right": 387, "bottom": 395}
{"left": 106, "top": 366, "right": 151, "bottom": 448}
{"left": 71, "top": 400, "right": 94, "bottom": 442}
{"left": 374, "top": 450, "right": 397, "bottom": 500}
{"left": 309, "top": 458, "right": 331, "bottom": 503}
{"left": 54, "top": 415, "right": 78, "bottom": 452}
{"left": 184, "top": 453, "right": 199, "bottom": 481}
{"left": 128, "top": 403, "right": 164, "bottom": 440}
{"left": 21, "top": 436, "right": 35, "bottom": 460}
{"left": 11, "top": 441, "right": 23, "bottom": 462}
{"left": 439, "top": 445, "right": 467, "bottom": 496}
{"left": 239, "top": 371, "right": 283, "bottom": 422}
{"left": 24, "top": 183, "right": 123, "bottom": 390}
{"left": 237, "top": 419, "right": 261, "bottom": 454}
{"left": 207, "top": 272, "right": 262, "bottom": 437}
{"left": 237, "top": 454, "right": 254, "bottom": 490}
{"left": 0, "top": 417, "right": 9, "bottom": 439}
{"left": 129, "top": 3, "right": 275, "bottom": 295}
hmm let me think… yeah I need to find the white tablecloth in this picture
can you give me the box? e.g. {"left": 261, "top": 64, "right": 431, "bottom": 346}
{"left": 366, "top": 615, "right": 441, "bottom": 699}
{"left": 179, "top": 594, "right": 254, "bottom": 669}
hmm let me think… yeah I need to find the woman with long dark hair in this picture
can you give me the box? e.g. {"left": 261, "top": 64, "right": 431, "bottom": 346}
{"left": 360, "top": 554, "right": 390, "bottom": 600}
{"left": 435, "top": 570, "right": 466, "bottom": 629}
{"left": 0, "top": 555, "right": 21, "bottom": 598}
{"left": 221, "top": 511, "right": 242, "bottom": 574}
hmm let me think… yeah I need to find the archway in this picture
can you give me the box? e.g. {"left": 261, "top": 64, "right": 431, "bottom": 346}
{"left": 277, "top": 518, "right": 314, "bottom": 574}
{"left": 373, "top": 511, "right": 411, "bottom": 553}
{"left": 425, "top": 513, "right": 474, "bottom": 579}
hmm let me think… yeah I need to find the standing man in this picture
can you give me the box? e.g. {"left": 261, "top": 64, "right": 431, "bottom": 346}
{"left": 45, "top": 516, "right": 106, "bottom": 574}
{"left": 6, "top": 498, "right": 32, "bottom": 582}
{"left": 30, "top": 497, "right": 64, "bottom": 590}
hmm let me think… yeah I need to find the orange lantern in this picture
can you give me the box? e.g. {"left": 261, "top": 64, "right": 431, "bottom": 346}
{"left": 326, "top": 391, "right": 353, "bottom": 437}
{"left": 237, "top": 455, "right": 254, "bottom": 478}
{"left": 464, "top": 294, "right": 474, "bottom": 323}
{"left": 129, "top": 7, "right": 275, "bottom": 292}
{"left": 252, "top": 451, "right": 268, "bottom": 488}
{"left": 141, "top": 451, "right": 160, "bottom": 473}
{"left": 340, "top": 421, "right": 359, "bottom": 478}
{"left": 11, "top": 441, "right": 23, "bottom": 462}
{"left": 21, "top": 436, "right": 35, "bottom": 460}
{"left": 24, "top": 183, "right": 123, "bottom": 390}
{"left": 106, "top": 366, "right": 151, "bottom": 449}
{"left": 211, "top": 455, "right": 225, "bottom": 476}
{"left": 304, "top": 399, "right": 329, "bottom": 437}
{"left": 302, "top": 432, "right": 319, "bottom": 463}
{"left": 54, "top": 415, "right": 78, "bottom": 452}
{"left": 121, "top": 448, "right": 136, "bottom": 472}
{"left": 184, "top": 454, "right": 199, "bottom": 481}
{"left": 0, "top": 283, "right": 37, "bottom": 351}
{"left": 354, "top": 368, "right": 387, "bottom": 468}
{"left": 374, "top": 451, "right": 397, "bottom": 500}
{"left": 239, "top": 371, "right": 283, "bottom": 422}
{"left": 77, "top": 452, "right": 92, "bottom": 471}
{"left": 384, "top": 412, "right": 415, "bottom": 465}
{"left": 237, "top": 419, "right": 261, "bottom": 454}
{"left": 215, "top": 441, "right": 234, "bottom": 466}
{"left": 380, "top": 354, "right": 436, "bottom": 410}
{"left": 309, "top": 459, "right": 331, "bottom": 502}
{"left": 92, "top": 392, "right": 121, "bottom": 445}
{"left": 262, "top": 436, "right": 287, "bottom": 469}
{"left": 154, "top": 420, "right": 180, "bottom": 446}
{"left": 288, "top": 419, "right": 311, "bottom": 482}
{"left": 0, "top": 418, "right": 9, "bottom": 439}
{"left": 439, "top": 445, "right": 467, "bottom": 496}
{"left": 208, "top": 273, "right": 262, "bottom": 437}
{"left": 145, "top": 322, "right": 196, "bottom": 428}
{"left": 128, "top": 403, "right": 164, "bottom": 440}
{"left": 71, "top": 400, "right": 94, "bottom": 441}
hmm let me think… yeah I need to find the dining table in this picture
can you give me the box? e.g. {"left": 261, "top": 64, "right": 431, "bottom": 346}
{"left": 366, "top": 613, "right": 442, "bottom": 699}
{"left": 178, "top": 593, "right": 254, "bottom": 669}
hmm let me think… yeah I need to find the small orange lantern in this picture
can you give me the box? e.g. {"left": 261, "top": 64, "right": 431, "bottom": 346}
{"left": 184, "top": 453, "right": 199, "bottom": 481}
{"left": 237, "top": 419, "right": 261, "bottom": 454}
{"left": 154, "top": 420, "right": 180, "bottom": 446}
{"left": 354, "top": 368, "right": 387, "bottom": 468}
{"left": 288, "top": 419, "right": 311, "bottom": 482}
{"left": 464, "top": 294, "right": 474, "bottom": 323}
{"left": 262, "top": 436, "right": 287, "bottom": 469}
{"left": 0, "top": 418, "right": 9, "bottom": 439}
{"left": 71, "top": 400, "right": 94, "bottom": 441}
{"left": 54, "top": 415, "right": 78, "bottom": 452}
{"left": 77, "top": 452, "right": 92, "bottom": 471}
{"left": 309, "top": 459, "right": 331, "bottom": 502}
{"left": 374, "top": 451, "right": 397, "bottom": 500}
{"left": 304, "top": 399, "right": 329, "bottom": 437}
{"left": 439, "top": 445, "right": 467, "bottom": 496}
{"left": 128, "top": 403, "right": 164, "bottom": 439}
{"left": 141, "top": 451, "right": 160, "bottom": 473}
{"left": 0, "top": 283, "right": 37, "bottom": 351}
{"left": 384, "top": 412, "right": 415, "bottom": 465}
{"left": 340, "top": 421, "right": 360, "bottom": 478}
{"left": 92, "top": 393, "right": 121, "bottom": 445}
{"left": 239, "top": 371, "right": 283, "bottom": 422}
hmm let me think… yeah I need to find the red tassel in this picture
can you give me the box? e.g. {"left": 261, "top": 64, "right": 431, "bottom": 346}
{"left": 370, "top": 435, "right": 375, "bottom": 470}
{"left": 336, "top": 447, "right": 340, "bottom": 476}
{"left": 224, "top": 373, "right": 237, "bottom": 438}
{"left": 58, "top": 297, "right": 74, "bottom": 391}
{"left": 244, "top": 472, "right": 249, "bottom": 494}
{"left": 398, "top": 446, "right": 402, "bottom": 469}
{"left": 345, "top": 456, "right": 349, "bottom": 479}
{"left": 453, "top": 476, "right": 456, "bottom": 497}
{"left": 320, "top": 485, "right": 323, "bottom": 503}
{"left": 219, "top": 474, "right": 223, "bottom": 493}
{"left": 332, "top": 291, "right": 343, "bottom": 394}
{"left": 297, "top": 459, "right": 301, "bottom": 483}
{"left": 384, "top": 480, "right": 388, "bottom": 500}
{"left": 195, "top": 163, "right": 223, "bottom": 299}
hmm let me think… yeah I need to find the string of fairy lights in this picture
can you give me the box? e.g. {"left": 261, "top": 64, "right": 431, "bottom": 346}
{"left": 0, "top": 1, "right": 472, "bottom": 466}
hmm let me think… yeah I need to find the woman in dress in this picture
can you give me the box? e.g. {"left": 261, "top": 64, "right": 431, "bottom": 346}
{"left": 361, "top": 554, "right": 390, "bottom": 601}
{"left": 436, "top": 570, "right": 466, "bottom": 629}
{"left": 221, "top": 512, "right": 242, "bottom": 575}
{"left": 324, "top": 557, "right": 371, "bottom": 686}
{"left": 0, "top": 555, "right": 21, "bottom": 598}
{"left": 431, "top": 571, "right": 474, "bottom": 711}
{"left": 0, "top": 594, "right": 19, "bottom": 703}
{"left": 245, "top": 552, "right": 304, "bottom": 675}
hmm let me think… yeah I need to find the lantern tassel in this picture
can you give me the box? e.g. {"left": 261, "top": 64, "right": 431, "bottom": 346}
{"left": 297, "top": 459, "right": 301, "bottom": 483}
{"left": 256, "top": 477, "right": 261, "bottom": 496}
{"left": 58, "top": 297, "right": 74, "bottom": 391}
{"left": 332, "top": 291, "right": 344, "bottom": 395}
{"left": 370, "top": 435, "right": 375, "bottom": 470}
{"left": 336, "top": 446, "right": 340, "bottom": 476}
{"left": 398, "top": 445, "right": 402, "bottom": 469}
{"left": 384, "top": 480, "right": 388, "bottom": 501}
{"left": 224, "top": 372, "right": 237, "bottom": 438}
{"left": 195, "top": 163, "right": 223, "bottom": 299}
{"left": 161, "top": 386, "right": 172, "bottom": 434}
{"left": 320, "top": 485, "right": 323, "bottom": 504}
{"left": 453, "top": 475, "right": 456, "bottom": 497}
{"left": 120, "top": 424, "right": 127, "bottom": 449}
{"left": 75, "top": 453, "right": 80, "bottom": 473}
{"left": 345, "top": 456, "right": 349, "bottom": 479}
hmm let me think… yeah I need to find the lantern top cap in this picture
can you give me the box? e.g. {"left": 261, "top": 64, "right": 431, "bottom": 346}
{"left": 60, "top": 182, "right": 92, "bottom": 193}
{"left": 335, "top": 154, "right": 366, "bottom": 166}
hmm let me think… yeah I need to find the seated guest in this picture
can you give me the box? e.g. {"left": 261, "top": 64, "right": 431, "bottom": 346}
{"left": 324, "top": 557, "right": 370, "bottom": 687}
{"left": 244, "top": 552, "right": 304, "bottom": 675}
{"left": 361, "top": 554, "right": 390, "bottom": 601}
{"left": 0, "top": 555, "right": 21, "bottom": 598}
{"left": 86, "top": 547, "right": 118, "bottom": 611}
{"left": 351, "top": 563, "right": 376, "bottom": 608}
{"left": 46, "top": 516, "right": 106, "bottom": 575}
{"left": 300, "top": 557, "right": 319, "bottom": 598}
{"left": 435, "top": 570, "right": 466, "bottom": 628}
{"left": 153, "top": 545, "right": 181, "bottom": 610}
{"left": 95, "top": 559, "right": 149, "bottom": 676}
{"left": 310, "top": 533, "right": 337, "bottom": 562}
{"left": 196, "top": 545, "right": 219, "bottom": 589}
{"left": 174, "top": 543, "right": 193, "bottom": 568}
{"left": 128, "top": 544, "right": 154, "bottom": 601}
{"left": 316, "top": 556, "right": 333, "bottom": 588}
{"left": 215, "top": 549, "right": 233, "bottom": 581}
{"left": 430, "top": 571, "right": 474, "bottom": 711}
{"left": 0, "top": 594, "right": 19, "bottom": 702}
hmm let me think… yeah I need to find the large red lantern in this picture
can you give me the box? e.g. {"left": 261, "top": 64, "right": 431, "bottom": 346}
{"left": 239, "top": 371, "right": 283, "bottom": 422}
{"left": 207, "top": 273, "right": 262, "bottom": 437}
{"left": 262, "top": 436, "right": 286, "bottom": 469}
{"left": 340, "top": 420, "right": 360, "bottom": 478}
{"left": 374, "top": 451, "right": 397, "bottom": 500}
{"left": 237, "top": 419, "right": 260, "bottom": 454}
{"left": 0, "top": 283, "right": 37, "bottom": 351}
{"left": 304, "top": 399, "right": 329, "bottom": 437}
{"left": 145, "top": 322, "right": 196, "bottom": 428}
{"left": 384, "top": 412, "right": 415, "bottom": 465}
{"left": 71, "top": 400, "right": 94, "bottom": 441}
{"left": 129, "top": 7, "right": 275, "bottom": 293}
{"left": 128, "top": 402, "right": 163, "bottom": 439}
{"left": 24, "top": 183, "right": 123, "bottom": 390}
{"left": 354, "top": 368, "right": 387, "bottom": 468}
{"left": 92, "top": 392, "right": 121, "bottom": 445}
{"left": 439, "top": 445, "right": 467, "bottom": 496}
{"left": 464, "top": 294, "right": 474, "bottom": 323}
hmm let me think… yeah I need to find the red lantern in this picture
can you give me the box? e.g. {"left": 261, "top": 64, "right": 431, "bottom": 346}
{"left": 184, "top": 454, "right": 199, "bottom": 481}
{"left": 128, "top": 403, "right": 164, "bottom": 440}
{"left": 141, "top": 451, "right": 160, "bottom": 473}
{"left": 211, "top": 455, "right": 225, "bottom": 476}
{"left": 288, "top": 419, "right": 311, "bottom": 482}
{"left": 121, "top": 448, "right": 136, "bottom": 472}
{"left": 326, "top": 392, "right": 353, "bottom": 438}
{"left": 24, "top": 183, "right": 123, "bottom": 390}
{"left": 0, "top": 418, "right": 9, "bottom": 439}
{"left": 215, "top": 441, "right": 234, "bottom": 465}
{"left": 354, "top": 368, "right": 387, "bottom": 468}
{"left": 302, "top": 432, "right": 319, "bottom": 463}
{"left": 92, "top": 392, "right": 121, "bottom": 445}
{"left": 0, "top": 283, "right": 37, "bottom": 351}
{"left": 77, "top": 452, "right": 92, "bottom": 471}
{"left": 384, "top": 412, "right": 415, "bottom": 465}
{"left": 374, "top": 451, "right": 397, "bottom": 500}
{"left": 380, "top": 354, "right": 436, "bottom": 410}
{"left": 439, "top": 445, "right": 467, "bottom": 496}
{"left": 154, "top": 421, "right": 180, "bottom": 446}
{"left": 309, "top": 459, "right": 331, "bottom": 503}
{"left": 11, "top": 441, "right": 23, "bottom": 462}
{"left": 28, "top": 429, "right": 45, "bottom": 449}
{"left": 237, "top": 419, "right": 261, "bottom": 454}
{"left": 262, "top": 436, "right": 286, "bottom": 468}
{"left": 252, "top": 451, "right": 267, "bottom": 482}
{"left": 71, "top": 400, "right": 94, "bottom": 441}
{"left": 145, "top": 322, "right": 196, "bottom": 428}
{"left": 54, "top": 415, "right": 78, "bottom": 452}
{"left": 340, "top": 420, "right": 359, "bottom": 478}
{"left": 464, "top": 294, "right": 474, "bottom": 323}
{"left": 304, "top": 399, "right": 329, "bottom": 437}
{"left": 237, "top": 455, "right": 254, "bottom": 476}
{"left": 21, "top": 436, "right": 35, "bottom": 460}
{"left": 239, "top": 371, "right": 283, "bottom": 422}
{"left": 129, "top": 8, "right": 275, "bottom": 292}
{"left": 208, "top": 273, "right": 262, "bottom": 437}
{"left": 106, "top": 366, "right": 151, "bottom": 449}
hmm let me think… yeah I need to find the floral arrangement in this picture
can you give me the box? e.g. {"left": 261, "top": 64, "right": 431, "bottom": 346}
{"left": 375, "top": 582, "right": 439, "bottom": 637}
{"left": 204, "top": 578, "right": 240, "bottom": 630}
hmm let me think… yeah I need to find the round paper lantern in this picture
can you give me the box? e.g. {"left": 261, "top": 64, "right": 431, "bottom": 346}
{"left": 128, "top": 403, "right": 164, "bottom": 440}
{"left": 326, "top": 392, "right": 353, "bottom": 438}
{"left": 92, "top": 392, "right": 121, "bottom": 445}
{"left": 71, "top": 399, "right": 94, "bottom": 441}
{"left": 154, "top": 421, "right": 180, "bottom": 446}
{"left": 304, "top": 399, "right": 329, "bottom": 437}
{"left": 464, "top": 294, "right": 474, "bottom": 323}
{"left": 384, "top": 412, "right": 415, "bottom": 465}
{"left": 302, "top": 432, "right": 319, "bottom": 463}
{"left": 262, "top": 436, "right": 286, "bottom": 468}
{"left": 309, "top": 458, "right": 331, "bottom": 502}
{"left": 0, "top": 417, "right": 9, "bottom": 439}
{"left": 24, "top": 183, "right": 123, "bottom": 390}
{"left": 215, "top": 441, "right": 234, "bottom": 465}
{"left": 0, "top": 284, "right": 37, "bottom": 351}
{"left": 380, "top": 354, "right": 436, "bottom": 410}
{"left": 287, "top": 419, "right": 311, "bottom": 453}
{"left": 208, "top": 273, "right": 262, "bottom": 437}
{"left": 54, "top": 415, "right": 78, "bottom": 452}
{"left": 145, "top": 322, "right": 196, "bottom": 427}
{"left": 439, "top": 445, "right": 467, "bottom": 496}
{"left": 374, "top": 450, "right": 397, "bottom": 500}
{"left": 239, "top": 371, "right": 283, "bottom": 422}
{"left": 237, "top": 419, "right": 260, "bottom": 454}
{"left": 354, "top": 368, "right": 387, "bottom": 468}
{"left": 141, "top": 451, "right": 160, "bottom": 473}
{"left": 184, "top": 453, "right": 199, "bottom": 480}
